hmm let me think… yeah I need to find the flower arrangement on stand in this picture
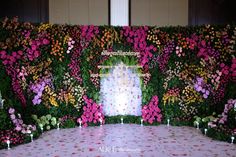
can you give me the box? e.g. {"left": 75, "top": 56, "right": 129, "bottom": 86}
{"left": 142, "top": 95, "right": 162, "bottom": 124}
{"left": 0, "top": 129, "right": 24, "bottom": 148}
{"left": 207, "top": 99, "right": 236, "bottom": 135}
{"left": 9, "top": 108, "right": 36, "bottom": 134}
{"left": 59, "top": 115, "right": 76, "bottom": 128}
{"left": 32, "top": 114, "right": 57, "bottom": 131}
{"left": 77, "top": 95, "right": 105, "bottom": 127}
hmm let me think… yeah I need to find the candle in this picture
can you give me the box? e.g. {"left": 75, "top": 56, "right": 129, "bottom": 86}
{"left": 141, "top": 119, "right": 143, "bottom": 126}
{"left": 99, "top": 118, "right": 103, "bottom": 126}
{"left": 57, "top": 123, "right": 60, "bottom": 130}
{"left": 6, "top": 140, "right": 10, "bottom": 149}
{"left": 30, "top": 134, "right": 33, "bottom": 142}
{"left": 167, "top": 119, "right": 170, "bottom": 126}
{"left": 231, "top": 136, "right": 235, "bottom": 144}
{"left": 204, "top": 128, "right": 207, "bottom": 135}
{"left": 121, "top": 117, "right": 124, "bottom": 124}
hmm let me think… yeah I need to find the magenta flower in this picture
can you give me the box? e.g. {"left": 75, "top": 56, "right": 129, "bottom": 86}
{"left": 142, "top": 95, "right": 162, "bottom": 124}
{"left": 77, "top": 96, "right": 105, "bottom": 127}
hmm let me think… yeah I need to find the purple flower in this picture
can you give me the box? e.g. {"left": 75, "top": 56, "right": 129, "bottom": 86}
{"left": 10, "top": 114, "right": 16, "bottom": 120}
{"left": 203, "top": 94, "right": 208, "bottom": 99}
{"left": 9, "top": 108, "right": 15, "bottom": 114}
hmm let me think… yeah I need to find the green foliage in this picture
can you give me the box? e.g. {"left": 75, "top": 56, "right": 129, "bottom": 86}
{"left": 142, "top": 85, "right": 154, "bottom": 104}
{"left": 0, "top": 109, "right": 13, "bottom": 130}
{"left": 193, "top": 113, "right": 217, "bottom": 128}
{"left": 49, "top": 103, "right": 81, "bottom": 118}
{"left": 80, "top": 48, "right": 99, "bottom": 100}
{"left": 148, "top": 67, "right": 164, "bottom": 105}
{"left": 167, "top": 77, "right": 181, "bottom": 89}
{"left": 24, "top": 131, "right": 41, "bottom": 143}
{"left": 104, "top": 115, "right": 161, "bottom": 126}
{"left": 61, "top": 119, "right": 76, "bottom": 128}
{"left": 227, "top": 109, "right": 236, "bottom": 129}
{"left": 0, "top": 64, "right": 13, "bottom": 100}
{"left": 163, "top": 104, "right": 182, "bottom": 120}
{"left": 105, "top": 115, "right": 141, "bottom": 124}
{"left": 206, "top": 128, "right": 233, "bottom": 143}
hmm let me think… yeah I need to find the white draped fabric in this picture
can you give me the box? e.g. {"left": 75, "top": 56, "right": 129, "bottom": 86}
{"left": 100, "top": 62, "right": 142, "bottom": 116}
{"left": 110, "top": 0, "right": 129, "bottom": 26}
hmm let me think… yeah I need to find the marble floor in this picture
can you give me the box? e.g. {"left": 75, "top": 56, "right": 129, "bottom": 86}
{"left": 0, "top": 124, "right": 235, "bottom": 157}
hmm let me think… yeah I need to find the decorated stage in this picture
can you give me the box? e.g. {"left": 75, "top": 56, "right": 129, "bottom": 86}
{"left": 0, "top": 17, "right": 236, "bottom": 155}
{"left": 0, "top": 124, "right": 236, "bottom": 157}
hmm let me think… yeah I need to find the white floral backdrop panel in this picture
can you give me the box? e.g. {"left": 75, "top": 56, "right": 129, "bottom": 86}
{"left": 100, "top": 62, "right": 142, "bottom": 116}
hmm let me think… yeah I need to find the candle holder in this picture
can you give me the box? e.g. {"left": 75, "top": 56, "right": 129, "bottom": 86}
{"left": 40, "top": 127, "right": 44, "bottom": 133}
{"left": 167, "top": 119, "right": 170, "bottom": 126}
{"left": 121, "top": 117, "right": 124, "bottom": 124}
{"left": 0, "top": 99, "right": 4, "bottom": 109}
{"left": 231, "top": 136, "right": 235, "bottom": 144}
{"left": 57, "top": 123, "right": 60, "bottom": 130}
{"left": 79, "top": 120, "right": 82, "bottom": 128}
{"left": 140, "top": 119, "right": 143, "bottom": 126}
{"left": 234, "top": 102, "right": 236, "bottom": 111}
{"left": 99, "top": 118, "right": 103, "bottom": 126}
{"left": 30, "top": 134, "right": 33, "bottom": 142}
{"left": 196, "top": 122, "right": 199, "bottom": 129}
{"left": 204, "top": 128, "right": 207, "bottom": 135}
{"left": 6, "top": 140, "right": 10, "bottom": 149}
{"left": 0, "top": 91, "right": 3, "bottom": 109}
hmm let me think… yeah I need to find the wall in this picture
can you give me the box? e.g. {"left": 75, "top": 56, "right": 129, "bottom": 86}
{"left": 131, "top": 0, "right": 188, "bottom": 26}
{"left": 189, "top": 0, "right": 236, "bottom": 25}
{"left": 0, "top": 0, "right": 48, "bottom": 23}
{"left": 0, "top": 0, "right": 235, "bottom": 26}
{"left": 49, "top": 0, "right": 108, "bottom": 25}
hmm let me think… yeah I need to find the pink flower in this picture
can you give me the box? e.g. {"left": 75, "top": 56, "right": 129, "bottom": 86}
{"left": 42, "top": 39, "right": 49, "bottom": 45}
{"left": 15, "top": 126, "right": 22, "bottom": 131}
{"left": 77, "top": 118, "right": 82, "bottom": 123}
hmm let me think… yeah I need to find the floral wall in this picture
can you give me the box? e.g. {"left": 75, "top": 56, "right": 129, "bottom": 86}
{"left": 0, "top": 17, "right": 236, "bottom": 148}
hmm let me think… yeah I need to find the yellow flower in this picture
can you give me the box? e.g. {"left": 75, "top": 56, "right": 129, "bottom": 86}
{"left": 68, "top": 93, "right": 75, "bottom": 105}
{"left": 49, "top": 96, "right": 58, "bottom": 106}
{"left": 38, "top": 24, "right": 52, "bottom": 32}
